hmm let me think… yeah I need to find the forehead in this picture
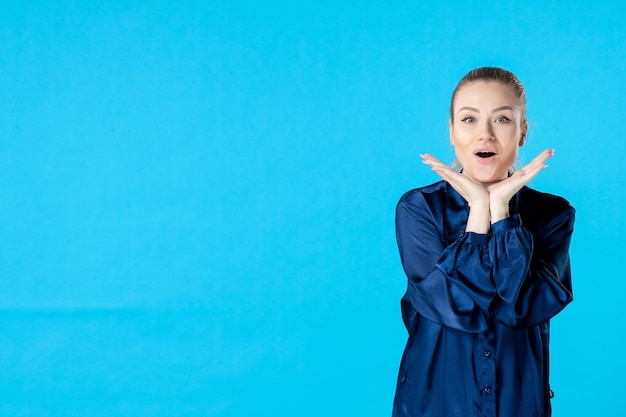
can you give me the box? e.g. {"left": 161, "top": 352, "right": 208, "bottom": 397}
{"left": 454, "top": 81, "right": 521, "bottom": 109}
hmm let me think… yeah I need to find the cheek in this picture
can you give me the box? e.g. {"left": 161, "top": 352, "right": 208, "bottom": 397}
{"left": 453, "top": 146, "right": 473, "bottom": 166}
{"left": 451, "top": 128, "right": 473, "bottom": 147}
{"left": 502, "top": 147, "right": 519, "bottom": 165}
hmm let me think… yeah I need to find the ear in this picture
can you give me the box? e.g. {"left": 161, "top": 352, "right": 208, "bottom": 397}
{"left": 519, "top": 120, "right": 528, "bottom": 146}
{"left": 449, "top": 119, "right": 454, "bottom": 146}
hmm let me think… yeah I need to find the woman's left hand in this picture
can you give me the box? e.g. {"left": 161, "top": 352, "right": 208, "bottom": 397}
{"left": 487, "top": 149, "right": 554, "bottom": 222}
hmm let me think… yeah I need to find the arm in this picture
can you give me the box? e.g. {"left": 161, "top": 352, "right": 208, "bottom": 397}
{"left": 412, "top": 150, "right": 563, "bottom": 330}
{"left": 488, "top": 207, "right": 575, "bottom": 328}
{"left": 396, "top": 194, "right": 494, "bottom": 333}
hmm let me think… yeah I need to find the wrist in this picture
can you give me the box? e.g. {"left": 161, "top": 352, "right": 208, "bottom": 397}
{"left": 468, "top": 195, "right": 490, "bottom": 209}
{"left": 490, "top": 202, "right": 510, "bottom": 223}
{"left": 466, "top": 202, "right": 490, "bottom": 234}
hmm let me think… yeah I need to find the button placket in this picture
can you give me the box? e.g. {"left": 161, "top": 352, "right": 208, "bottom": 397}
{"left": 476, "top": 329, "right": 496, "bottom": 414}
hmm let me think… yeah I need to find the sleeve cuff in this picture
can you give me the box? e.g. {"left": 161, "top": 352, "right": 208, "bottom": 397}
{"left": 460, "top": 231, "right": 490, "bottom": 245}
{"left": 491, "top": 214, "right": 521, "bottom": 234}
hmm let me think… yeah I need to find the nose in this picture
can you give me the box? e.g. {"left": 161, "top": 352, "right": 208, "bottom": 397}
{"left": 478, "top": 121, "right": 495, "bottom": 141}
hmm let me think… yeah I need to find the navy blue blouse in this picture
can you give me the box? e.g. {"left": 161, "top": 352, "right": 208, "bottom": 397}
{"left": 392, "top": 181, "right": 575, "bottom": 417}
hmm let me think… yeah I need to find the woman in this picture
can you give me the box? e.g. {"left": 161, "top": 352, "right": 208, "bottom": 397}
{"left": 392, "top": 67, "right": 575, "bottom": 417}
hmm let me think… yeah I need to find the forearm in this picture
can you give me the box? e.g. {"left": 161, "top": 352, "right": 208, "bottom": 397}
{"left": 490, "top": 208, "right": 575, "bottom": 327}
{"left": 466, "top": 200, "right": 490, "bottom": 234}
{"left": 490, "top": 200, "right": 510, "bottom": 224}
{"left": 396, "top": 196, "right": 494, "bottom": 332}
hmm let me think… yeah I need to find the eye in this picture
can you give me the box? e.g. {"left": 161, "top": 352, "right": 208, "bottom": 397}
{"left": 495, "top": 116, "right": 511, "bottom": 123}
{"left": 461, "top": 116, "right": 475, "bottom": 124}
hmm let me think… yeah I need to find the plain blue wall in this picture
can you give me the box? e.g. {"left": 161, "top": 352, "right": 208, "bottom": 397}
{"left": 1, "top": 1, "right": 624, "bottom": 415}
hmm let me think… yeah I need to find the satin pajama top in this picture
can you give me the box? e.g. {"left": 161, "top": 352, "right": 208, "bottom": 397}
{"left": 392, "top": 181, "right": 575, "bottom": 417}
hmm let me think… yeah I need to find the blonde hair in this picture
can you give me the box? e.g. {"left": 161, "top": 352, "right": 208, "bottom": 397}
{"left": 449, "top": 67, "right": 527, "bottom": 124}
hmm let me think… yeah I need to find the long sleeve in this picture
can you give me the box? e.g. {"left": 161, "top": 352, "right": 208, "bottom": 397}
{"left": 488, "top": 206, "right": 575, "bottom": 328}
{"left": 396, "top": 185, "right": 575, "bottom": 333}
{"left": 396, "top": 193, "right": 494, "bottom": 333}
{"left": 392, "top": 183, "right": 575, "bottom": 417}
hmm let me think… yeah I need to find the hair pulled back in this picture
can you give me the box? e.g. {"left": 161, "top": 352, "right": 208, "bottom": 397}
{"left": 449, "top": 67, "right": 527, "bottom": 123}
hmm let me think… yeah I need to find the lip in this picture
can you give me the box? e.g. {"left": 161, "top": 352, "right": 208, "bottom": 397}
{"left": 473, "top": 147, "right": 498, "bottom": 164}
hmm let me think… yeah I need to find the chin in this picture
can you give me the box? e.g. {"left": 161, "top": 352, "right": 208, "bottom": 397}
{"left": 466, "top": 169, "right": 508, "bottom": 185}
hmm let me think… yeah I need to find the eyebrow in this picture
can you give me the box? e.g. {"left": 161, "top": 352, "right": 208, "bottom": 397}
{"left": 492, "top": 106, "right": 514, "bottom": 112}
{"left": 457, "top": 105, "right": 514, "bottom": 113}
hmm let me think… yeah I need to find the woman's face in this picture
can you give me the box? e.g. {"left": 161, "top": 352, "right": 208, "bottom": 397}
{"left": 449, "top": 80, "right": 527, "bottom": 185}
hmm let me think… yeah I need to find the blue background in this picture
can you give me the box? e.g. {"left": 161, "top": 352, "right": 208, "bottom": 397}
{"left": 1, "top": 1, "right": 623, "bottom": 415}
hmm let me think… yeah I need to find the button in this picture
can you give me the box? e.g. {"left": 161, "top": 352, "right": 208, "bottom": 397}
{"left": 483, "top": 350, "right": 491, "bottom": 358}
{"left": 459, "top": 232, "right": 465, "bottom": 238}
{"left": 483, "top": 385, "right": 492, "bottom": 394}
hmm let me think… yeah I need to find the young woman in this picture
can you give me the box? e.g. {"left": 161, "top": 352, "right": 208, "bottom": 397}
{"left": 392, "top": 67, "right": 575, "bottom": 417}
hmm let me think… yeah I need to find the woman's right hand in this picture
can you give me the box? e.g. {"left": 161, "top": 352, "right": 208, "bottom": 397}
{"left": 421, "top": 154, "right": 491, "bottom": 234}
{"left": 487, "top": 149, "right": 553, "bottom": 223}
{"left": 420, "top": 154, "right": 489, "bottom": 208}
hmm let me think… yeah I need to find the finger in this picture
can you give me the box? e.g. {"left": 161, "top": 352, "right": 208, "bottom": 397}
{"left": 420, "top": 153, "right": 447, "bottom": 168}
{"left": 512, "top": 149, "right": 554, "bottom": 183}
{"left": 524, "top": 149, "right": 554, "bottom": 171}
{"left": 432, "top": 165, "right": 458, "bottom": 181}
{"left": 432, "top": 166, "right": 473, "bottom": 190}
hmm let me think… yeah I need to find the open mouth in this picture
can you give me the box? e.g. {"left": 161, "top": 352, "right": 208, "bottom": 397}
{"left": 476, "top": 151, "right": 496, "bottom": 158}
